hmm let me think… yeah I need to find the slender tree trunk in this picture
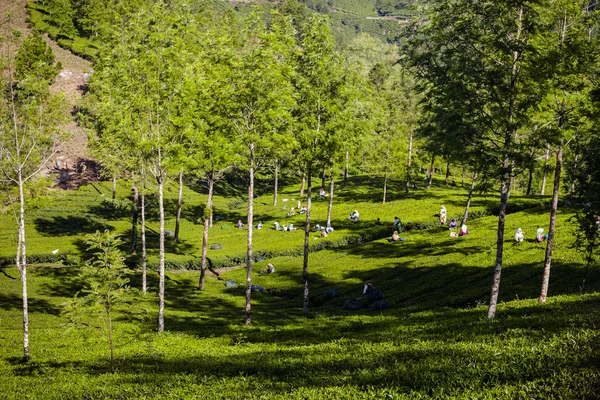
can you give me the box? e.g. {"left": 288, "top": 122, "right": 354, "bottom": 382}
{"left": 131, "top": 184, "right": 139, "bottom": 254}
{"left": 526, "top": 164, "right": 534, "bottom": 196}
{"left": 300, "top": 172, "right": 306, "bottom": 198}
{"left": 326, "top": 168, "right": 334, "bottom": 228}
{"left": 405, "top": 127, "right": 413, "bottom": 193}
{"left": 244, "top": 144, "right": 255, "bottom": 326}
{"left": 426, "top": 154, "right": 435, "bottom": 189}
{"left": 17, "top": 174, "right": 29, "bottom": 362}
{"left": 303, "top": 167, "right": 312, "bottom": 314}
{"left": 112, "top": 173, "right": 117, "bottom": 200}
{"left": 141, "top": 183, "right": 147, "bottom": 295}
{"left": 487, "top": 5, "right": 523, "bottom": 320}
{"left": 344, "top": 149, "right": 349, "bottom": 181}
{"left": 461, "top": 172, "right": 477, "bottom": 225}
{"left": 488, "top": 6, "right": 523, "bottom": 320}
{"left": 158, "top": 176, "right": 165, "bottom": 333}
{"left": 539, "top": 144, "right": 563, "bottom": 303}
{"left": 174, "top": 169, "right": 183, "bottom": 243}
{"left": 273, "top": 158, "right": 278, "bottom": 206}
{"left": 383, "top": 172, "right": 388, "bottom": 204}
{"left": 541, "top": 144, "right": 550, "bottom": 195}
{"left": 444, "top": 161, "right": 450, "bottom": 185}
{"left": 570, "top": 154, "right": 578, "bottom": 195}
{"left": 209, "top": 183, "right": 214, "bottom": 228}
{"left": 487, "top": 168, "right": 511, "bottom": 319}
{"left": 107, "top": 292, "right": 114, "bottom": 372}
{"left": 199, "top": 174, "right": 214, "bottom": 290}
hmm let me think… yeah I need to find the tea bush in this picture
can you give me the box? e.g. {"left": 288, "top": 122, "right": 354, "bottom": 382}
{"left": 1, "top": 176, "right": 598, "bottom": 398}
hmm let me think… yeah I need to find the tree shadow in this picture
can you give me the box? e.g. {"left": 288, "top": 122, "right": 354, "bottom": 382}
{"left": 0, "top": 292, "right": 61, "bottom": 315}
{"left": 33, "top": 216, "right": 113, "bottom": 236}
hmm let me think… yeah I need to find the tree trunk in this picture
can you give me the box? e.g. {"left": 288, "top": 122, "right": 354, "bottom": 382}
{"left": 444, "top": 161, "right": 451, "bottom": 186}
{"left": 174, "top": 168, "right": 183, "bottom": 243}
{"left": 426, "top": 154, "right": 435, "bottom": 189}
{"left": 541, "top": 144, "right": 550, "bottom": 195}
{"left": 107, "top": 292, "right": 114, "bottom": 372}
{"left": 199, "top": 173, "right": 214, "bottom": 290}
{"left": 131, "top": 184, "right": 139, "bottom": 254}
{"left": 487, "top": 5, "right": 523, "bottom": 320}
{"left": 383, "top": 171, "right": 388, "bottom": 204}
{"left": 487, "top": 169, "right": 511, "bottom": 319}
{"left": 112, "top": 173, "right": 117, "bottom": 200}
{"left": 461, "top": 171, "right": 477, "bottom": 225}
{"left": 303, "top": 167, "right": 312, "bottom": 314}
{"left": 244, "top": 143, "right": 255, "bottom": 326}
{"left": 158, "top": 176, "right": 165, "bottom": 334}
{"left": 17, "top": 174, "right": 29, "bottom": 362}
{"left": 539, "top": 144, "right": 563, "bottom": 303}
{"left": 526, "top": 163, "right": 534, "bottom": 196}
{"left": 326, "top": 167, "right": 334, "bottom": 228}
{"left": 344, "top": 149, "right": 349, "bottom": 181}
{"left": 273, "top": 158, "right": 278, "bottom": 206}
{"left": 209, "top": 182, "right": 214, "bottom": 228}
{"left": 570, "top": 154, "right": 578, "bottom": 195}
{"left": 405, "top": 127, "right": 413, "bottom": 193}
{"left": 300, "top": 172, "right": 306, "bottom": 198}
{"left": 141, "top": 183, "right": 147, "bottom": 295}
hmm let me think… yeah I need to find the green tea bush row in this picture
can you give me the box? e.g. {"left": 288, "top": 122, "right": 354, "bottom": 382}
{"left": 25, "top": 3, "right": 97, "bottom": 61}
{"left": 0, "top": 252, "right": 75, "bottom": 267}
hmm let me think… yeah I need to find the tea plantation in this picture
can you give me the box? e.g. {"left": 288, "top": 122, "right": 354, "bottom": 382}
{"left": 1, "top": 176, "right": 599, "bottom": 399}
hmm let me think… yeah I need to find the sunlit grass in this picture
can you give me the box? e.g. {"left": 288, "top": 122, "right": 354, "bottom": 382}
{"left": 1, "top": 175, "right": 598, "bottom": 398}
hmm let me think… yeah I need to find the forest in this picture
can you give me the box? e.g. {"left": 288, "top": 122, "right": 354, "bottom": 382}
{"left": 1, "top": 0, "right": 599, "bottom": 398}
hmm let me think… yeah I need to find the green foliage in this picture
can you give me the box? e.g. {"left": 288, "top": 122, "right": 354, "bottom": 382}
{"left": 15, "top": 32, "right": 61, "bottom": 82}
{"left": 62, "top": 230, "right": 142, "bottom": 370}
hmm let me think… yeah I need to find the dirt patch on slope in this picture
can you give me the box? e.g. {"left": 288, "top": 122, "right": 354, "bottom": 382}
{"left": 2, "top": 0, "right": 96, "bottom": 188}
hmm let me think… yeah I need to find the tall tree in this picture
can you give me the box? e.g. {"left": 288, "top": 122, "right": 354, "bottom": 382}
{"left": 87, "top": 0, "right": 195, "bottom": 332}
{"left": 0, "top": 26, "right": 67, "bottom": 361}
{"left": 215, "top": 9, "right": 295, "bottom": 324}
{"left": 406, "top": 0, "right": 547, "bottom": 318}
{"left": 291, "top": 14, "right": 358, "bottom": 314}
{"left": 537, "top": 0, "right": 597, "bottom": 303}
{"left": 178, "top": 16, "right": 239, "bottom": 290}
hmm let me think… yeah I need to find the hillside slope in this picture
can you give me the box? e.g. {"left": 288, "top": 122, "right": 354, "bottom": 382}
{"left": 2, "top": 0, "right": 92, "bottom": 185}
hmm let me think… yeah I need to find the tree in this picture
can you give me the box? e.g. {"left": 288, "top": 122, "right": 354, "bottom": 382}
{"left": 177, "top": 17, "right": 239, "bottom": 289}
{"left": 0, "top": 23, "right": 67, "bottom": 361}
{"left": 572, "top": 117, "right": 600, "bottom": 292}
{"left": 214, "top": 9, "right": 295, "bottom": 324}
{"left": 14, "top": 31, "right": 61, "bottom": 81}
{"left": 87, "top": 0, "right": 195, "bottom": 332}
{"left": 406, "top": 0, "right": 548, "bottom": 318}
{"left": 63, "top": 230, "right": 139, "bottom": 372}
{"left": 291, "top": 14, "right": 357, "bottom": 314}
{"left": 536, "top": 0, "right": 597, "bottom": 304}
{"left": 363, "top": 63, "right": 404, "bottom": 203}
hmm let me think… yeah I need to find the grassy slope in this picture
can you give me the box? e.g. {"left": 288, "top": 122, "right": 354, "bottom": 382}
{"left": 1, "top": 177, "right": 599, "bottom": 398}
{"left": 0, "top": 175, "right": 549, "bottom": 266}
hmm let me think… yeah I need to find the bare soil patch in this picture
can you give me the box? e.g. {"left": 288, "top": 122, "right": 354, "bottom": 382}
{"left": 1, "top": 0, "right": 95, "bottom": 187}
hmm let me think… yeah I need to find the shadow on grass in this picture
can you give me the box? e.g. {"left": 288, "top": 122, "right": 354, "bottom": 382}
{"left": 6, "top": 293, "right": 599, "bottom": 398}
{"left": 0, "top": 292, "right": 61, "bottom": 315}
{"left": 33, "top": 216, "right": 113, "bottom": 237}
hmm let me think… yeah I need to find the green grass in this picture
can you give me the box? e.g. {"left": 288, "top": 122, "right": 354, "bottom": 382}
{"left": 0, "top": 175, "right": 549, "bottom": 269}
{"left": 1, "top": 175, "right": 599, "bottom": 398}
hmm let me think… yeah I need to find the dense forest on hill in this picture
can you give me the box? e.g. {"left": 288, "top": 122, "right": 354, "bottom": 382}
{"left": 26, "top": 0, "right": 421, "bottom": 59}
